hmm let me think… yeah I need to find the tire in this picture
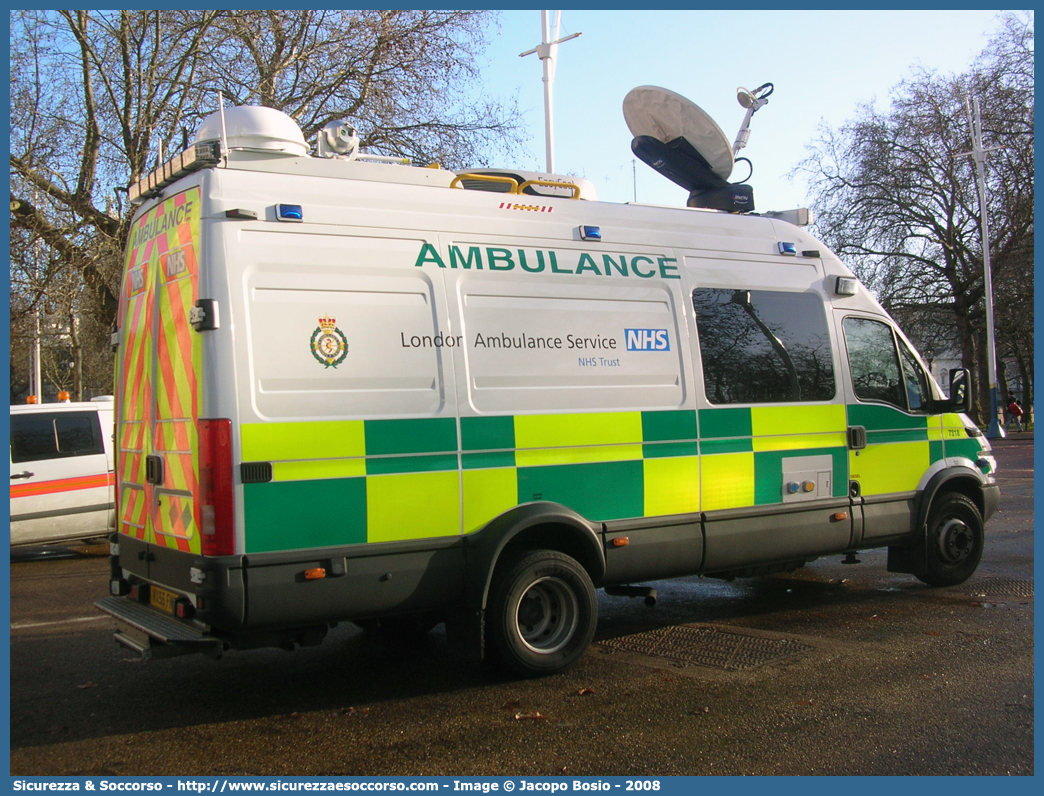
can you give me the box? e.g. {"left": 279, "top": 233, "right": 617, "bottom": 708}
{"left": 487, "top": 549, "right": 597, "bottom": 678}
{"left": 916, "top": 492, "right": 984, "bottom": 587}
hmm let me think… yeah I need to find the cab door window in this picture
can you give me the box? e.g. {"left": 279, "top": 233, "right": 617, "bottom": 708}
{"left": 897, "top": 338, "right": 930, "bottom": 411}
{"left": 843, "top": 317, "right": 928, "bottom": 413}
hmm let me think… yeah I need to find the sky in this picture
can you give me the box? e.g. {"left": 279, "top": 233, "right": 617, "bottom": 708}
{"left": 475, "top": 9, "right": 1016, "bottom": 214}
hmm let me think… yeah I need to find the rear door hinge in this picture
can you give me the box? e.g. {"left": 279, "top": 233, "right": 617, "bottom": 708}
{"left": 189, "top": 299, "right": 219, "bottom": 331}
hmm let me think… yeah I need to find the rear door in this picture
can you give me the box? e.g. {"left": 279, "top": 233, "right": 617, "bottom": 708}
{"left": 10, "top": 409, "right": 111, "bottom": 545}
{"left": 116, "top": 186, "right": 204, "bottom": 556}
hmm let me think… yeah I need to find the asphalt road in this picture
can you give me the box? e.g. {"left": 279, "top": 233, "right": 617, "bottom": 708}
{"left": 9, "top": 435, "right": 1033, "bottom": 776}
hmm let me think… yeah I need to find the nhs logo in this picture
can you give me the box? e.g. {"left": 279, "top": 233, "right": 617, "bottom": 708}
{"left": 624, "top": 328, "right": 670, "bottom": 351}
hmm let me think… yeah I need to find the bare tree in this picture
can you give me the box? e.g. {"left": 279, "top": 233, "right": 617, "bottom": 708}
{"left": 10, "top": 9, "right": 523, "bottom": 400}
{"left": 795, "top": 14, "right": 1033, "bottom": 422}
{"left": 204, "top": 10, "right": 521, "bottom": 167}
{"left": 10, "top": 9, "right": 224, "bottom": 358}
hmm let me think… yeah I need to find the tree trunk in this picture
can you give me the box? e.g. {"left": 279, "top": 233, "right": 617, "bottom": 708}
{"left": 69, "top": 311, "right": 83, "bottom": 400}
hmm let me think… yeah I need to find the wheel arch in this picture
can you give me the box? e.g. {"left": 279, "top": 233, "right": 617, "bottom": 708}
{"left": 464, "top": 502, "right": 605, "bottom": 613}
{"left": 917, "top": 465, "right": 988, "bottom": 534}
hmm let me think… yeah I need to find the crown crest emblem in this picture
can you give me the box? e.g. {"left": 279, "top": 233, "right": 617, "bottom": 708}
{"left": 310, "top": 315, "right": 349, "bottom": 368}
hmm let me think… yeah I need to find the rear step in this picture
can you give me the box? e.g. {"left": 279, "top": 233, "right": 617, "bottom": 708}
{"left": 95, "top": 596, "right": 224, "bottom": 660}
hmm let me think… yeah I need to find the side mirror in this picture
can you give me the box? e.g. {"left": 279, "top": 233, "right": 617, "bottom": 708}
{"left": 947, "top": 368, "right": 973, "bottom": 414}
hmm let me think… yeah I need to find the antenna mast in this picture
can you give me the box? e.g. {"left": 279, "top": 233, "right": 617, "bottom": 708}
{"left": 520, "top": 11, "right": 581, "bottom": 173}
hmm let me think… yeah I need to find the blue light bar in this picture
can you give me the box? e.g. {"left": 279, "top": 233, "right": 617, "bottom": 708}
{"left": 277, "top": 204, "right": 303, "bottom": 222}
{"left": 579, "top": 225, "right": 601, "bottom": 241}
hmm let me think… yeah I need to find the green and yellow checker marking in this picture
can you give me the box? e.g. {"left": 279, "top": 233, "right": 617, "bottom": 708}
{"left": 241, "top": 417, "right": 458, "bottom": 552}
{"left": 846, "top": 404, "right": 947, "bottom": 496}
{"left": 697, "top": 405, "right": 849, "bottom": 511}
{"left": 939, "top": 412, "right": 989, "bottom": 467}
{"left": 238, "top": 404, "right": 872, "bottom": 554}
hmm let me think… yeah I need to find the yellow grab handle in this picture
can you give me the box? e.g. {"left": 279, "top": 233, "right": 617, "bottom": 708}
{"left": 450, "top": 173, "right": 521, "bottom": 192}
{"left": 518, "top": 179, "right": 581, "bottom": 199}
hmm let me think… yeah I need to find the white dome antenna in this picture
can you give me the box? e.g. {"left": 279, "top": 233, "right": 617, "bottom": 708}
{"left": 194, "top": 105, "right": 308, "bottom": 157}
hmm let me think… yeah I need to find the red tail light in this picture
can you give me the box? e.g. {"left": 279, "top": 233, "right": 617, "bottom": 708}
{"left": 198, "top": 419, "right": 235, "bottom": 556}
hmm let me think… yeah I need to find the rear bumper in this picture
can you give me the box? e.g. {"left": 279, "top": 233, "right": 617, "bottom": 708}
{"left": 95, "top": 595, "right": 224, "bottom": 660}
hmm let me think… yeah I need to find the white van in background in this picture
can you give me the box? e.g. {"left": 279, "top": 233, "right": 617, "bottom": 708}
{"left": 9, "top": 397, "right": 116, "bottom": 546}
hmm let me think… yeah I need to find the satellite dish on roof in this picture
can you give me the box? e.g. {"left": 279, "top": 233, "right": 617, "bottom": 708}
{"left": 623, "top": 85, "right": 757, "bottom": 213}
{"left": 623, "top": 86, "right": 734, "bottom": 182}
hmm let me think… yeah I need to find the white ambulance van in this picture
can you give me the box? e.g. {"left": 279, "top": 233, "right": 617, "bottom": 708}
{"left": 96, "top": 98, "right": 997, "bottom": 676}
{"left": 10, "top": 397, "right": 115, "bottom": 546}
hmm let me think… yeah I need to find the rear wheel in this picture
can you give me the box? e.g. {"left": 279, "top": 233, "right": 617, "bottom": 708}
{"left": 488, "top": 549, "right": 597, "bottom": 677}
{"left": 917, "top": 492, "right": 984, "bottom": 587}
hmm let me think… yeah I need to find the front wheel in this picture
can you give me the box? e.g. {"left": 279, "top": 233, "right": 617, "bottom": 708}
{"left": 488, "top": 549, "right": 597, "bottom": 677}
{"left": 917, "top": 492, "right": 984, "bottom": 587}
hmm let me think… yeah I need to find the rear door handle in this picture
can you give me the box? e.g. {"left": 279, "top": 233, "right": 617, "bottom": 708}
{"left": 11, "top": 471, "right": 34, "bottom": 480}
{"left": 145, "top": 455, "right": 164, "bottom": 485}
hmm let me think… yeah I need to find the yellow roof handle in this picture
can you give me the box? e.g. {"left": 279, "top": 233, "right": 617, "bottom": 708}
{"left": 518, "top": 179, "right": 581, "bottom": 199}
{"left": 450, "top": 173, "right": 521, "bottom": 192}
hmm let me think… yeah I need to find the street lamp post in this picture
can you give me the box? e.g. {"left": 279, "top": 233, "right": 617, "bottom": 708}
{"left": 958, "top": 95, "right": 1004, "bottom": 438}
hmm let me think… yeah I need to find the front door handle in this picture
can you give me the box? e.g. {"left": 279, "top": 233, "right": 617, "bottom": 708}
{"left": 11, "top": 471, "right": 34, "bottom": 480}
{"left": 847, "top": 426, "right": 867, "bottom": 450}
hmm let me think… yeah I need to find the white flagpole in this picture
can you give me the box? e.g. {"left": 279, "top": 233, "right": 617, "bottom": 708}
{"left": 520, "top": 11, "right": 581, "bottom": 173}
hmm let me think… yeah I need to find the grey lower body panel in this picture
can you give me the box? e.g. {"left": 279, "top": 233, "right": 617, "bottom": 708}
{"left": 242, "top": 544, "right": 465, "bottom": 628}
{"left": 600, "top": 498, "right": 859, "bottom": 584}
{"left": 701, "top": 498, "right": 853, "bottom": 572}
{"left": 859, "top": 492, "right": 918, "bottom": 542}
{"left": 602, "top": 514, "right": 703, "bottom": 585}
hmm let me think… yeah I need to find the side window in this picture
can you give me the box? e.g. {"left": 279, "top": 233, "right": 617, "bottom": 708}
{"left": 10, "top": 412, "right": 102, "bottom": 464}
{"left": 843, "top": 317, "right": 906, "bottom": 409}
{"left": 11, "top": 414, "right": 59, "bottom": 463}
{"left": 55, "top": 414, "right": 104, "bottom": 456}
{"left": 897, "top": 337, "right": 930, "bottom": 412}
{"left": 692, "top": 288, "right": 835, "bottom": 404}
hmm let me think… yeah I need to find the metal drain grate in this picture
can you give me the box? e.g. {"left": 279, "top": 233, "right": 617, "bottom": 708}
{"left": 956, "top": 578, "right": 1034, "bottom": 599}
{"left": 599, "top": 625, "right": 814, "bottom": 671}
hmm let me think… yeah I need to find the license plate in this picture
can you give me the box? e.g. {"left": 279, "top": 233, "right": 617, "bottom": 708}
{"left": 149, "top": 585, "right": 178, "bottom": 614}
